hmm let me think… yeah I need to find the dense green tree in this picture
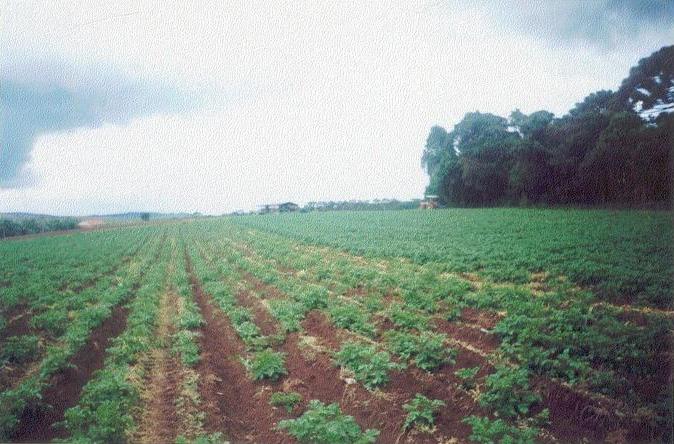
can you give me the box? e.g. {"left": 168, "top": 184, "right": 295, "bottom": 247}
{"left": 423, "top": 46, "right": 672, "bottom": 208}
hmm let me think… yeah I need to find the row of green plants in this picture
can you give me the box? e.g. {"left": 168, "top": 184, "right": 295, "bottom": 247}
{"left": 0, "top": 231, "right": 153, "bottom": 399}
{"left": 62, "top": 239, "right": 171, "bottom": 442}
{"left": 231, "top": 208, "right": 672, "bottom": 307}
{"left": 222, "top": 223, "right": 671, "bottom": 439}
{"left": 194, "top": 238, "right": 453, "bottom": 439}
{"left": 0, "top": 229, "right": 149, "bottom": 315}
{"left": 209, "top": 234, "right": 470, "bottom": 382}
{"left": 193, "top": 226, "right": 554, "bottom": 441}
{"left": 194, "top": 232, "right": 501, "bottom": 440}
{"left": 173, "top": 238, "right": 205, "bottom": 368}
{"left": 187, "top": 244, "right": 288, "bottom": 382}
{"left": 0, "top": 233, "right": 164, "bottom": 439}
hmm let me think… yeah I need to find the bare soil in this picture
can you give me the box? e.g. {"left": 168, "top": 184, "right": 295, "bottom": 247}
{"left": 235, "top": 288, "right": 279, "bottom": 337}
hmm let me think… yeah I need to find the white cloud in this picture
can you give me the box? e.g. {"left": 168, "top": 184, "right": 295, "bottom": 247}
{"left": 1, "top": 1, "right": 672, "bottom": 214}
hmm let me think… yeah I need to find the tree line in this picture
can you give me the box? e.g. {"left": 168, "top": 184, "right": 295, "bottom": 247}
{"left": 422, "top": 46, "right": 673, "bottom": 208}
{"left": 0, "top": 218, "right": 79, "bottom": 239}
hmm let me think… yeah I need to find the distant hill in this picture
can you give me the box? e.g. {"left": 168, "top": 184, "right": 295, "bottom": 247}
{"left": 88, "top": 212, "right": 196, "bottom": 221}
{"left": 0, "top": 212, "right": 73, "bottom": 220}
{"left": 1, "top": 212, "right": 196, "bottom": 221}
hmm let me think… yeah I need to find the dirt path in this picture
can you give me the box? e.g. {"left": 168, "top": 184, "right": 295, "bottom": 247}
{"left": 12, "top": 304, "right": 130, "bottom": 442}
{"left": 185, "top": 252, "right": 290, "bottom": 443}
{"left": 134, "top": 288, "right": 182, "bottom": 444}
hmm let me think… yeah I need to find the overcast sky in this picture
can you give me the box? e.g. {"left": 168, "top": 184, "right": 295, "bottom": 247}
{"left": 1, "top": 1, "right": 673, "bottom": 215}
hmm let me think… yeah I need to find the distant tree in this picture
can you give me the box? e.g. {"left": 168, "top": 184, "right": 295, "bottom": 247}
{"left": 140, "top": 213, "right": 150, "bottom": 222}
{"left": 0, "top": 217, "right": 78, "bottom": 239}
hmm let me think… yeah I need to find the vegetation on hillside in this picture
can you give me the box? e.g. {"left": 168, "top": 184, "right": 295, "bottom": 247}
{"left": 0, "top": 217, "right": 78, "bottom": 239}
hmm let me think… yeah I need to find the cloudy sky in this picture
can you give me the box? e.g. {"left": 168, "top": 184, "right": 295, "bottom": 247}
{"left": 1, "top": 1, "right": 673, "bottom": 215}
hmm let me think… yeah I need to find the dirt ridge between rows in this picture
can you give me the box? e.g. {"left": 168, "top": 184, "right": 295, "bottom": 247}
{"left": 134, "top": 287, "right": 182, "bottom": 444}
{"left": 184, "top": 251, "right": 290, "bottom": 443}
{"left": 236, "top": 268, "right": 486, "bottom": 443}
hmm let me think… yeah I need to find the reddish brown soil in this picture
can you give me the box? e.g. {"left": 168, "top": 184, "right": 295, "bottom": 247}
{"left": 301, "top": 310, "right": 345, "bottom": 350}
{"left": 12, "top": 304, "right": 130, "bottom": 442}
{"left": 242, "top": 271, "right": 286, "bottom": 300}
{"left": 299, "top": 309, "right": 485, "bottom": 443}
{"left": 538, "top": 378, "right": 625, "bottom": 442}
{"left": 235, "top": 289, "right": 279, "bottom": 337}
{"left": 0, "top": 306, "right": 31, "bottom": 342}
{"left": 233, "top": 271, "right": 477, "bottom": 443}
{"left": 0, "top": 308, "right": 36, "bottom": 391}
{"left": 226, "top": 242, "right": 661, "bottom": 442}
{"left": 344, "top": 286, "right": 369, "bottom": 298}
{"left": 460, "top": 307, "right": 503, "bottom": 329}
{"left": 186, "top": 254, "right": 291, "bottom": 443}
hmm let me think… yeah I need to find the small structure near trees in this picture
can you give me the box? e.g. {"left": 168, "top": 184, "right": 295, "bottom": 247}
{"left": 258, "top": 202, "right": 300, "bottom": 214}
{"left": 419, "top": 195, "right": 439, "bottom": 209}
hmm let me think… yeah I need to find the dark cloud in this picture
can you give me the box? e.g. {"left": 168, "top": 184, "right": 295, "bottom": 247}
{"left": 470, "top": 0, "right": 674, "bottom": 48}
{"left": 0, "top": 59, "right": 197, "bottom": 188}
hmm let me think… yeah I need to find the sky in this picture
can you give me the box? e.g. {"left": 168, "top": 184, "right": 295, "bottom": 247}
{"left": 1, "top": 1, "right": 673, "bottom": 215}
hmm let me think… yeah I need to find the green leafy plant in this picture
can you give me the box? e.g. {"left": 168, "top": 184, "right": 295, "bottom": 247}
{"left": 455, "top": 366, "right": 480, "bottom": 390}
{"left": 268, "top": 300, "right": 306, "bottom": 333}
{"left": 386, "top": 331, "right": 455, "bottom": 371}
{"left": 63, "top": 367, "right": 139, "bottom": 443}
{"left": 0, "top": 335, "right": 40, "bottom": 365}
{"left": 297, "top": 286, "right": 329, "bottom": 310}
{"left": 333, "top": 342, "right": 403, "bottom": 389}
{"left": 172, "top": 330, "right": 201, "bottom": 366}
{"left": 246, "top": 349, "right": 287, "bottom": 381}
{"left": 277, "top": 400, "right": 379, "bottom": 444}
{"left": 480, "top": 366, "right": 540, "bottom": 419}
{"left": 463, "top": 415, "right": 539, "bottom": 444}
{"left": 388, "top": 303, "right": 429, "bottom": 330}
{"left": 328, "top": 303, "right": 375, "bottom": 337}
{"left": 176, "top": 432, "right": 224, "bottom": 444}
{"left": 403, "top": 394, "right": 445, "bottom": 430}
{"left": 30, "top": 308, "right": 69, "bottom": 337}
{"left": 270, "top": 391, "right": 302, "bottom": 413}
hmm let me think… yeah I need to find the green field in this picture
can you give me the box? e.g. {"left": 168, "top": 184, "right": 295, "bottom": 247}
{"left": 0, "top": 209, "right": 671, "bottom": 443}
{"left": 235, "top": 208, "right": 673, "bottom": 307}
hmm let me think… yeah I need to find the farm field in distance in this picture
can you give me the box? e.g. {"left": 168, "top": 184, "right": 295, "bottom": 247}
{"left": 0, "top": 208, "right": 671, "bottom": 443}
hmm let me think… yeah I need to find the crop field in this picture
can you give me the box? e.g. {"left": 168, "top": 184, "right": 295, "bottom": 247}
{"left": 0, "top": 209, "right": 671, "bottom": 443}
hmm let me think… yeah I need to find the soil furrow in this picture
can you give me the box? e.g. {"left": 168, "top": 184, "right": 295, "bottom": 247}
{"left": 11, "top": 304, "right": 131, "bottom": 442}
{"left": 185, "top": 252, "right": 290, "bottom": 443}
{"left": 298, "top": 309, "right": 483, "bottom": 443}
